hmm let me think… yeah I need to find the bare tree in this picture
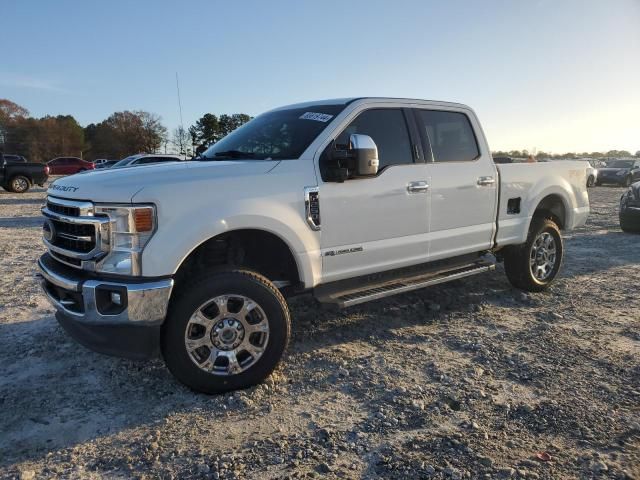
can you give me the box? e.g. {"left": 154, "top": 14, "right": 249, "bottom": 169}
{"left": 171, "top": 126, "right": 191, "bottom": 156}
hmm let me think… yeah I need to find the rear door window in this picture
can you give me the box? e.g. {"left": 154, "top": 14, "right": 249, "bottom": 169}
{"left": 415, "top": 110, "right": 480, "bottom": 162}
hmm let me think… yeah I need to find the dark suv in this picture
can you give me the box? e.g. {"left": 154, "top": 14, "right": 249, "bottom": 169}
{"left": 596, "top": 159, "right": 640, "bottom": 187}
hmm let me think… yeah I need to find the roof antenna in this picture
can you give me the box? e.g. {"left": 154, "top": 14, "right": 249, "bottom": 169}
{"left": 175, "top": 72, "right": 185, "bottom": 157}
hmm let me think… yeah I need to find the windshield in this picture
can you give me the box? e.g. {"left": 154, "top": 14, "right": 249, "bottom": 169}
{"left": 606, "top": 160, "right": 633, "bottom": 168}
{"left": 199, "top": 105, "right": 345, "bottom": 160}
{"left": 111, "top": 155, "right": 142, "bottom": 168}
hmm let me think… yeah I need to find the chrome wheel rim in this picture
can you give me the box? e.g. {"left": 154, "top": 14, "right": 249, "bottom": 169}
{"left": 530, "top": 232, "right": 557, "bottom": 281}
{"left": 13, "top": 177, "right": 28, "bottom": 192}
{"left": 184, "top": 295, "right": 269, "bottom": 376}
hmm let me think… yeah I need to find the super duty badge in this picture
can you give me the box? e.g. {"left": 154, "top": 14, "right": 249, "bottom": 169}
{"left": 49, "top": 184, "right": 79, "bottom": 193}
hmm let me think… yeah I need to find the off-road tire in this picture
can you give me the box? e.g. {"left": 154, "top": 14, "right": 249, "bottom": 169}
{"left": 503, "top": 217, "right": 563, "bottom": 292}
{"left": 9, "top": 176, "right": 30, "bottom": 193}
{"left": 161, "top": 269, "right": 291, "bottom": 394}
{"left": 620, "top": 212, "right": 640, "bottom": 233}
{"left": 587, "top": 175, "right": 595, "bottom": 188}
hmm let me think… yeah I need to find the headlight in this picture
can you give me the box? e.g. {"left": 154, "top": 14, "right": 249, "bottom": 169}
{"left": 94, "top": 204, "right": 156, "bottom": 276}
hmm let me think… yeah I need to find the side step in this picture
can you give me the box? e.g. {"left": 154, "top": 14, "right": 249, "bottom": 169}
{"left": 315, "top": 258, "right": 495, "bottom": 308}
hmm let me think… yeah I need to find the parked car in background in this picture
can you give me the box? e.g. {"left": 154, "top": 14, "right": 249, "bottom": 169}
{"left": 3, "top": 154, "right": 28, "bottom": 163}
{"left": 110, "top": 154, "right": 183, "bottom": 169}
{"left": 492, "top": 156, "right": 514, "bottom": 164}
{"left": 1, "top": 153, "right": 49, "bottom": 193}
{"left": 596, "top": 159, "right": 640, "bottom": 187}
{"left": 47, "top": 157, "right": 95, "bottom": 176}
{"left": 95, "top": 160, "right": 118, "bottom": 169}
{"left": 586, "top": 165, "right": 598, "bottom": 187}
{"left": 619, "top": 181, "right": 640, "bottom": 233}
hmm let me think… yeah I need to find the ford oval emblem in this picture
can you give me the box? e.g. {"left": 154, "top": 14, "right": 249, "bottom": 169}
{"left": 43, "top": 219, "right": 56, "bottom": 243}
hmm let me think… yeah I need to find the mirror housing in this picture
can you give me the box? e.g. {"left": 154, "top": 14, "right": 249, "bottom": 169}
{"left": 349, "top": 134, "right": 379, "bottom": 176}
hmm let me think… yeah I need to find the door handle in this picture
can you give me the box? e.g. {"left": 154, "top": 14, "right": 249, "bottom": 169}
{"left": 477, "top": 176, "right": 495, "bottom": 186}
{"left": 407, "top": 181, "right": 429, "bottom": 194}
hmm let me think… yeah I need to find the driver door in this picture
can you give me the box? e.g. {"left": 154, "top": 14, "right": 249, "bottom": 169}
{"left": 317, "top": 108, "right": 430, "bottom": 284}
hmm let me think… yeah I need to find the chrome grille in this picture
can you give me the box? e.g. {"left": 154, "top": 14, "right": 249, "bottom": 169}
{"left": 46, "top": 201, "right": 80, "bottom": 217}
{"left": 50, "top": 219, "right": 95, "bottom": 252}
{"left": 42, "top": 196, "right": 110, "bottom": 269}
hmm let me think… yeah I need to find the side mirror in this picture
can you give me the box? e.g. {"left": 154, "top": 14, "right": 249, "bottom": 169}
{"left": 349, "top": 134, "right": 379, "bottom": 176}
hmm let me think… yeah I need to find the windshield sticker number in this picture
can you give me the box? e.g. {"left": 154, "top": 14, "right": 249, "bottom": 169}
{"left": 300, "top": 112, "right": 333, "bottom": 122}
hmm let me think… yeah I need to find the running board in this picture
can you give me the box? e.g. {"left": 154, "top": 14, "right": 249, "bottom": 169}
{"left": 315, "top": 260, "right": 495, "bottom": 308}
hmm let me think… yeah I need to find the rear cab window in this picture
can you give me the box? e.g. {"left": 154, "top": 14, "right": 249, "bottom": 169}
{"left": 415, "top": 109, "right": 480, "bottom": 163}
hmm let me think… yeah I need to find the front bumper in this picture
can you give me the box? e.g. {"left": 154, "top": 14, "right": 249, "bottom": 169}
{"left": 38, "top": 253, "right": 173, "bottom": 359}
{"left": 598, "top": 176, "right": 627, "bottom": 185}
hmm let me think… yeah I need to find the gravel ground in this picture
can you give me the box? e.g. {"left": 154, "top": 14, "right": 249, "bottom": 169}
{"left": 0, "top": 183, "right": 638, "bottom": 480}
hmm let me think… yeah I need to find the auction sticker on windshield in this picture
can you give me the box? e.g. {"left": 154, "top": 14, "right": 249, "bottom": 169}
{"left": 300, "top": 112, "right": 333, "bottom": 122}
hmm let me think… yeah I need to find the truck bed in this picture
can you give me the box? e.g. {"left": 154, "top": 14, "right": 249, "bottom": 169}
{"left": 495, "top": 161, "right": 590, "bottom": 247}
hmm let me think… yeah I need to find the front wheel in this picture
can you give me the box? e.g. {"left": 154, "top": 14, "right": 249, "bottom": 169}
{"left": 587, "top": 175, "right": 595, "bottom": 187}
{"left": 161, "top": 270, "right": 291, "bottom": 394}
{"left": 624, "top": 176, "right": 633, "bottom": 187}
{"left": 9, "top": 176, "right": 30, "bottom": 193}
{"left": 503, "top": 217, "right": 563, "bottom": 292}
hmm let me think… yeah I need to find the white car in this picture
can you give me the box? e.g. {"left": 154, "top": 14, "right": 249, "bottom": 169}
{"left": 111, "top": 154, "right": 183, "bottom": 169}
{"left": 586, "top": 164, "right": 598, "bottom": 187}
{"left": 38, "top": 97, "right": 590, "bottom": 393}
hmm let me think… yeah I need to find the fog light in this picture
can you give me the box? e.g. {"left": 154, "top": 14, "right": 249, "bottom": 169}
{"left": 95, "top": 285, "right": 127, "bottom": 315}
{"left": 111, "top": 292, "right": 122, "bottom": 306}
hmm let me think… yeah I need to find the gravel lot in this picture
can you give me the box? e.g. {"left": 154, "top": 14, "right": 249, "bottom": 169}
{"left": 0, "top": 183, "right": 638, "bottom": 479}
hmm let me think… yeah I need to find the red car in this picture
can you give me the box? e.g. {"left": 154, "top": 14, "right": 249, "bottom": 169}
{"left": 47, "top": 157, "right": 95, "bottom": 175}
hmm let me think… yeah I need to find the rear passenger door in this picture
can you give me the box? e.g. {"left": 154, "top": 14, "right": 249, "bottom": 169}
{"left": 414, "top": 108, "right": 498, "bottom": 261}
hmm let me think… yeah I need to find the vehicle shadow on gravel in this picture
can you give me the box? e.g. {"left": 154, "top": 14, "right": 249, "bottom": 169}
{"left": 0, "top": 197, "right": 44, "bottom": 206}
{"left": 0, "top": 217, "right": 43, "bottom": 228}
{"left": 0, "top": 274, "right": 515, "bottom": 469}
{"left": 0, "top": 315, "right": 189, "bottom": 468}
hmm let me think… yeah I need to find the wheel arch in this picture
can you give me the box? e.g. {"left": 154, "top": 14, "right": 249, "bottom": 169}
{"left": 531, "top": 193, "right": 567, "bottom": 230}
{"left": 172, "top": 227, "right": 304, "bottom": 293}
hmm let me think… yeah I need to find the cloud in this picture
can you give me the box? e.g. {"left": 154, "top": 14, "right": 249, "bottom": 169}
{"left": 0, "top": 73, "right": 70, "bottom": 93}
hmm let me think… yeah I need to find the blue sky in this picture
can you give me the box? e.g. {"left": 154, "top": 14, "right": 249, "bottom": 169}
{"left": 2, "top": 0, "right": 639, "bottom": 153}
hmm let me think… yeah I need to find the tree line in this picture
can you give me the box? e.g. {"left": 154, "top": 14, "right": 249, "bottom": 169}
{"left": 491, "top": 149, "right": 640, "bottom": 160}
{"left": 2, "top": 98, "right": 638, "bottom": 162}
{"left": 0, "top": 98, "right": 252, "bottom": 163}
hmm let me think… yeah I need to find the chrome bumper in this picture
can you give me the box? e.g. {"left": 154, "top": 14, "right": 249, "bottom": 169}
{"left": 37, "top": 254, "right": 173, "bottom": 326}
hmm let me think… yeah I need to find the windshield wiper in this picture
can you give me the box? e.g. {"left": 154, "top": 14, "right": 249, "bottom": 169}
{"left": 211, "top": 150, "right": 256, "bottom": 159}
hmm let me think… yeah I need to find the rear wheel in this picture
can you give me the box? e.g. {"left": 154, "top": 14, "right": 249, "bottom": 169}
{"left": 9, "top": 176, "right": 30, "bottom": 193}
{"left": 503, "top": 217, "right": 563, "bottom": 292}
{"left": 161, "top": 269, "right": 291, "bottom": 394}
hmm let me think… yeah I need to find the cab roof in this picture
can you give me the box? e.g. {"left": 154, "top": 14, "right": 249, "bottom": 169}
{"left": 272, "top": 97, "right": 469, "bottom": 111}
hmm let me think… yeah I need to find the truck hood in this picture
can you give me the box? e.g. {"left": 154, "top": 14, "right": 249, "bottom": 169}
{"left": 47, "top": 160, "right": 279, "bottom": 202}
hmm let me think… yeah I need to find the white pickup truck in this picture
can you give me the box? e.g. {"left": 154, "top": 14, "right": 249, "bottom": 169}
{"left": 38, "top": 97, "right": 590, "bottom": 393}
